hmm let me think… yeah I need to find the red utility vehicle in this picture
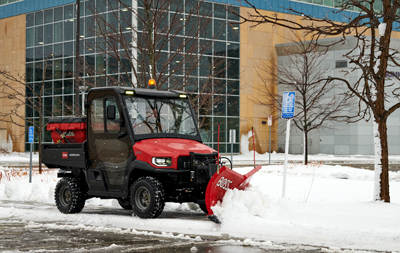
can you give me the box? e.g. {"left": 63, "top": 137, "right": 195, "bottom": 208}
{"left": 42, "top": 84, "right": 261, "bottom": 222}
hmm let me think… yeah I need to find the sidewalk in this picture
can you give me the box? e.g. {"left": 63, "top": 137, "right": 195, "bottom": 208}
{"left": 2, "top": 152, "right": 400, "bottom": 171}
{"left": 224, "top": 153, "right": 400, "bottom": 171}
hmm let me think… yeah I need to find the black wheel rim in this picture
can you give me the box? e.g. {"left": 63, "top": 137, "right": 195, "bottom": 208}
{"left": 135, "top": 186, "right": 150, "bottom": 210}
{"left": 59, "top": 186, "right": 71, "bottom": 206}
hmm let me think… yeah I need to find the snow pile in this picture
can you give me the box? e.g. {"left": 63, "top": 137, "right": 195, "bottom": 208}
{"left": 1, "top": 152, "right": 400, "bottom": 251}
{"left": 378, "top": 23, "right": 386, "bottom": 37}
{"left": 212, "top": 186, "right": 276, "bottom": 221}
{"left": 0, "top": 151, "right": 39, "bottom": 162}
{"left": 0, "top": 169, "right": 57, "bottom": 202}
{"left": 240, "top": 130, "right": 253, "bottom": 155}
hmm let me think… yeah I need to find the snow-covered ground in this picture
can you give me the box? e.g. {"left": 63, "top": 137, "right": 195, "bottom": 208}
{"left": 1, "top": 151, "right": 400, "bottom": 252}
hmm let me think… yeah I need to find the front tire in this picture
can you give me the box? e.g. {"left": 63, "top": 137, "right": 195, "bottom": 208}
{"left": 130, "top": 177, "right": 165, "bottom": 218}
{"left": 55, "top": 178, "right": 86, "bottom": 214}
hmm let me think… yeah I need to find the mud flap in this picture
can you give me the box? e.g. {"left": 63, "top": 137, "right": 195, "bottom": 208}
{"left": 204, "top": 165, "right": 263, "bottom": 223}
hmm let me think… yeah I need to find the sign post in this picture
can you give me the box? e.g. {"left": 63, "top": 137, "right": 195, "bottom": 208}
{"left": 28, "top": 126, "right": 34, "bottom": 183}
{"left": 268, "top": 116, "right": 272, "bottom": 165}
{"left": 281, "top": 92, "right": 295, "bottom": 198}
{"left": 229, "top": 129, "right": 236, "bottom": 167}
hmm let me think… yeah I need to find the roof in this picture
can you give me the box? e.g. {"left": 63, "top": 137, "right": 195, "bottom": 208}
{"left": 88, "top": 86, "right": 187, "bottom": 98}
{"left": 0, "top": 0, "right": 362, "bottom": 27}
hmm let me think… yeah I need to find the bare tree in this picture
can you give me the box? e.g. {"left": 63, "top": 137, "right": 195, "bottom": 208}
{"left": 84, "top": 0, "right": 214, "bottom": 88}
{"left": 237, "top": 0, "right": 400, "bottom": 202}
{"left": 81, "top": 0, "right": 231, "bottom": 132}
{"left": 256, "top": 32, "right": 353, "bottom": 164}
{"left": 0, "top": 71, "right": 26, "bottom": 138}
{"left": 0, "top": 55, "right": 54, "bottom": 173}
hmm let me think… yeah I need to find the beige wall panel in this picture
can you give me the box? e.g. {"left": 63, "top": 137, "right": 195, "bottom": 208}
{"left": 241, "top": 24, "right": 249, "bottom": 44}
{"left": 0, "top": 14, "right": 26, "bottom": 152}
{"left": 239, "top": 6, "right": 394, "bottom": 154}
{"left": 240, "top": 8, "right": 279, "bottom": 154}
{"left": 239, "top": 8, "right": 313, "bottom": 154}
{"left": 253, "top": 31, "right": 273, "bottom": 46}
{"left": 5, "top": 18, "right": 13, "bottom": 38}
{"left": 240, "top": 79, "right": 254, "bottom": 95}
{"left": 254, "top": 22, "right": 273, "bottom": 33}
{"left": 240, "top": 63, "right": 255, "bottom": 85}
{"left": 0, "top": 20, "right": 4, "bottom": 35}
{"left": 252, "top": 45, "right": 275, "bottom": 60}
{"left": 241, "top": 43, "right": 253, "bottom": 63}
{"left": 254, "top": 103, "right": 274, "bottom": 153}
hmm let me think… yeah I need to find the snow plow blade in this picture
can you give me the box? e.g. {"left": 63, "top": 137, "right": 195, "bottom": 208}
{"left": 205, "top": 165, "right": 263, "bottom": 223}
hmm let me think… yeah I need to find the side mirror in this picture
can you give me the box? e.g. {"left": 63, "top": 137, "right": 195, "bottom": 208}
{"left": 106, "top": 105, "right": 116, "bottom": 120}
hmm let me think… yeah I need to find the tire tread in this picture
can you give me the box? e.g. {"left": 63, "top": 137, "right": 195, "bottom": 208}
{"left": 131, "top": 176, "right": 165, "bottom": 218}
{"left": 55, "top": 177, "right": 86, "bottom": 214}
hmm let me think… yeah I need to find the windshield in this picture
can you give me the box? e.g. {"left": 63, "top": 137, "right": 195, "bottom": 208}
{"left": 124, "top": 96, "right": 199, "bottom": 137}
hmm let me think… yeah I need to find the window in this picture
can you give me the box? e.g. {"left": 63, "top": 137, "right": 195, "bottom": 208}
{"left": 91, "top": 99, "right": 104, "bottom": 133}
{"left": 44, "top": 9, "right": 53, "bottom": 24}
{"left": 294, "top": 0, "right": 383, "bottom": 12}
{"left": 0, "top": 0, "right": 21, "bottom": 5}
{"left": 105, "top": 97, "right": 120, "bottom": 133}
{"left": 125, "top": 97, "right": 197, "bottom": 136}
{"left": 25, "top": 1, "right": 241, "bottom": 153}
{"left": 214, "top": 19, "right": 226, "bottom": 40}
{"left": 44, "top": 24, "right": 53, "bottom": 44}
{"left": 227, "top": 43, "right": 239, "bottom": 58}
{"left": 335, "top": 60, "right": 348, "bottom": 68}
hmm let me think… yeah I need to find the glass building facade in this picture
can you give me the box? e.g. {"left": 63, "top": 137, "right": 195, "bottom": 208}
{"left": 294, "top": 0, "right": 383, "bottom": 11}
{"left": 0, "top": 0, "right": 20, "bottom": 6}
{"left": 24, "top": 0, "right": 240, "bottom": 153}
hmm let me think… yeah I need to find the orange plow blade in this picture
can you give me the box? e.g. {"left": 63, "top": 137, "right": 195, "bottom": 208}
{"left": 205, "top": 165, "right": 263, "bottom": 223}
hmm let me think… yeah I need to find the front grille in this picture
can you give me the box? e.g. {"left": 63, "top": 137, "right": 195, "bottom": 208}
{"left": 178, "top": 156, "right": 191, "bottom": 170}
{"left": 177, "top": 153, "right": 218, "bottom": 170}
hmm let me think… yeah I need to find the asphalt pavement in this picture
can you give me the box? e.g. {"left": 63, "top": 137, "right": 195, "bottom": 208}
{"left": 0, "top": 200, "right": 326, "bottom": 253}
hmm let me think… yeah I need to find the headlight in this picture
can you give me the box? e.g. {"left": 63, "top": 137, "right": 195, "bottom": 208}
{"left": 152, "top": 157, "right": 172, "bottom": 167}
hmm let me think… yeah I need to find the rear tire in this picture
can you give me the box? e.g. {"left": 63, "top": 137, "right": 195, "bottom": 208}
{"left": 117, "top": 198, "right": 133, "bottom": 210}
{"left": 55, "top": 178, "right": 86, "bottom": 214}
{"left": 130, "top": 177, "right": 165, "bottom": 218}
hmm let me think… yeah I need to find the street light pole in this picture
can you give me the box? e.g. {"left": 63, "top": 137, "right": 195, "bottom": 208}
{"left": 75, "top": 0, "right": 81, "bottom": 116}
{"left": 79, "top": 86, "right": 88, "bottom": 116}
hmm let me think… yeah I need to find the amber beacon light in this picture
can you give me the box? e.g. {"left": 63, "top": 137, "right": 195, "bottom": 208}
{"left": 148, "top": 79, "right": 156, "bottom": 89}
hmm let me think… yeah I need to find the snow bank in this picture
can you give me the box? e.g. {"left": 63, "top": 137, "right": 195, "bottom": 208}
{"left": 240, "top": 130, "right": 255, "bottom": 155}
{"left": 378, "top": 23, "right": 386, "bottom": 37}
{"left": 0, "top": 152, "right": 39, "bottom": 162}
{"left": 0, "top": 169, "right": 57, "bottom": 202}
{"left": 1, "top": 157, "right": 400, "bottom": 251}
{"left": 212, "top": 186, "right": 277, "bottom": 221}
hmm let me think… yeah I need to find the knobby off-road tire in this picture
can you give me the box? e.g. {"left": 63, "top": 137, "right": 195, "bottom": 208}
{"left": 117, "top": 198, "right": 133, "bottom": 210}
{"left": 55, "top": 177, "right": 86, "bottom": 214}
{"left": 130, "top": 176, "right": 165, "bottom": 218}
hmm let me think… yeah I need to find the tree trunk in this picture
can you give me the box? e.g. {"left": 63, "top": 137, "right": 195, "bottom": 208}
{"left": 305, "top": 131, "right": 308, "bottom": 165}
{"left": 376, "top": 119, "right": 390, "bottom": 202}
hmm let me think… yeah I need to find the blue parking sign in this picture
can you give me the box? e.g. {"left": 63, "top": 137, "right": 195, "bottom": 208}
{"left": 28, "top": 126, "right": 34, "bottom": 143}
{"left": 282, "top": 92, "right": 296, "bottom": 119}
